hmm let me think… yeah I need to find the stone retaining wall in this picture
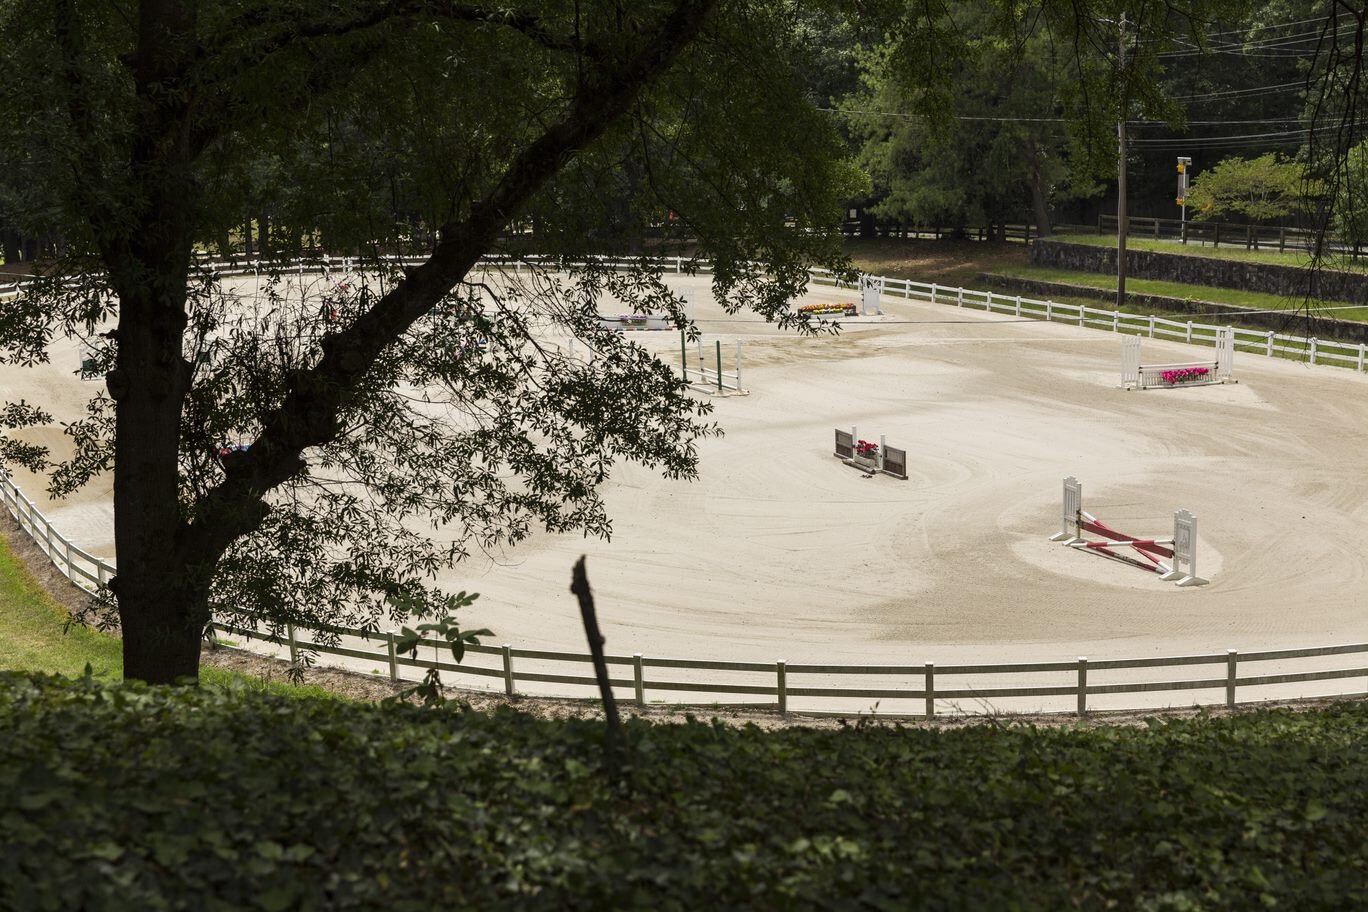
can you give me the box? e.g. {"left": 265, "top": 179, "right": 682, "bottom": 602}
{"left": 1030, "top": 239, "right": 1368, "bottom": 303}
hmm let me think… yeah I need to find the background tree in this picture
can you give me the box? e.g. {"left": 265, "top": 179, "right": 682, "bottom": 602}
{"left": 1184, "top": 152, "right": 1314, "bottom": 222}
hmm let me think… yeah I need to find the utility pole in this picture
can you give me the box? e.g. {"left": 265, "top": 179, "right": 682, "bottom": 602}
{"left": 1116, "top": 12, "right": 1129, "bottom": 309}
{"left": 1176, "top": 156, "right": 1192, "bottom": 243}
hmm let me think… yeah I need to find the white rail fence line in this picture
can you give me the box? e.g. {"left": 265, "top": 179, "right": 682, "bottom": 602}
{"left": 6, "top": 255, "right": 1368, "bottom": 374}
{"left": 4, "top": 470, "right": 1368, "bottom": 718}
{"left": 6, "top": 258, "right": 1368, "bottom": 716}
{"left": 810, "top": 268, "right": 1368, "bottom": 374}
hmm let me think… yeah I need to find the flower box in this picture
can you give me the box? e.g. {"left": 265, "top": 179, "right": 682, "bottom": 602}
{"left": 1160, "top": 366, "right": 1210, "bottom": 385}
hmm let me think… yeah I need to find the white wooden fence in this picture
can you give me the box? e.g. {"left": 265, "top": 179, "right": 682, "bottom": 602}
{"left": 5, "top": 470, "right": 1368, "bottom": 718}
{"left": 5, "top": 256, "right": 1368, "bottom": 717}
{"left": 808, "top": 267, "right": 1368, "bottom": 373}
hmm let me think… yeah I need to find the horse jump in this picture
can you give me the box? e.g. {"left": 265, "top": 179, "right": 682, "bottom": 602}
{"left": 833, "top": 428, "right": 908, "bottom": 480}
{"left": 1049, "top": 476, "right": 1207, "bottom": 586}
{"left": 1122, "top": 326, "right": 1235, "bottom": 390}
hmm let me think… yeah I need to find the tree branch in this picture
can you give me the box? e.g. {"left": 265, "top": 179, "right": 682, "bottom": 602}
{"left": 178, "top": 0, "right": 720, "bottom": 569}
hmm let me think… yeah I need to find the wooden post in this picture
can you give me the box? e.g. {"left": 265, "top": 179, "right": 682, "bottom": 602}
{"left": 1015, "top": 295, "right": 1022, "bottom": 316}
{"left": 1357, "top": 343, "right": 1365, "bottom": 372}
{"left": 925, "top": 662, "right": 935, "bottom": 720}
{"left": 776, "top": 660, "right": 787, "bottom": 715}
{"left": 386, "top": 632, "right": 399, "bottom": 682}
{"left": 1045, "top": 300, "right": 1053, "bottom": 322}
{"left": 633, "top": 653, "right": 645, "bottom": 707}
{"left": 1077, "top": 657, "right": 1088, "bottom": 716}
{"left": 1148, "top": 314, "right": 1156, "bottom": 338}
{"left": 1309, "top": 338, "right": 1318, "bottom": 365}
{"left": 502, "top": 644, "right": 515, "bottom": 696}
{"left": 1226, "top": 649, "right": 1237, "bottom": 708}
{"left": 930, "top": 282, "right": 937, "bottom": 304}
{"left": 715, "top": 340, "right": 723, "bottom": 392}
{"left": 680, "top": 331, "right": 688, "bottom": 383}
{"left": 1186, "top": 321, "right": 1193, "bottom": 343}
{"left": 1266, "top": 331, "right": 1274, "bottom": 357}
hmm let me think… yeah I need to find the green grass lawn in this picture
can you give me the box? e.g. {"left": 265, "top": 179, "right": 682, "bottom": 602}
{"left": 0, "top": 533, "right": 338, "bottom": 697}
{"left": 1054, "top": 231, "right": 1368, "bottom": 273}
{"left": 1012, "top": 265, "right": 1368, "bottom": 318}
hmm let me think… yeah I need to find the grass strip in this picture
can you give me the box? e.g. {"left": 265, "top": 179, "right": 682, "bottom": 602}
{"left": 1053, "top": 231, "right": 1368, "bottom": 272}
{"left": 0, "top": 533, "right": 338, "bottom": 698}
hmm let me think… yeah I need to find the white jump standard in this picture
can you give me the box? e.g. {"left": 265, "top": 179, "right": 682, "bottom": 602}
{"left": 833, "top": 428, "right": 908, "bottom": 480}
{"left": 1122, "top": 326, "right": 1235, "bottom": 390}
{"left": 1049, "top": 476, "right": 1208, "bottom": 586}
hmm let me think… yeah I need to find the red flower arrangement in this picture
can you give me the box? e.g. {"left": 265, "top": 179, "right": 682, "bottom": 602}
{"left": 855, "top": 439, "right": 879, "bottom": 458}
{"left": 1160, "top": 366, "right": 1210, "bottom": 385}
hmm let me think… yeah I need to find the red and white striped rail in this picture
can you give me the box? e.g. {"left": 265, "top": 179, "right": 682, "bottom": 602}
{"left": 1050, "top": 476, "right": 1207, "bottom": 586}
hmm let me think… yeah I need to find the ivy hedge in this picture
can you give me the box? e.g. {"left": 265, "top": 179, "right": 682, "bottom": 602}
{"left": 2, "top": 672, "right": 1365, "bottom": 910}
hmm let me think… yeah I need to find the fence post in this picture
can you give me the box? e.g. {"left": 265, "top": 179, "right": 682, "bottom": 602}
{"left": 1015, "top": 295, "right": 1022, "bottom": 316}
{"left": 924, "top": 662, "right": 935, "bottom": 720}
{"left": 1077, "top": 657, "right": 1088, "bottom": 716}
{"left": 735, "top": 341, "right": 742, "bottom": 390}
{"left": 1226, "top": 649, "right": 1237, "bottom": 708}
{"left": 1045, "top": 300, "right": 1052, "bottom": 322}
{"left": 502, "top": 644, "right": 516, "bottom": 696}
{"left": 1358, "top": 343, "right": 1365, "bottom": 372}
{"left": 1309, "top": 338, "right": 1318, "bottom": 365}
{"left": 1266, "top": 331, "right": 1274, "bottom": 357}
{"left": 956, "top": 287, "right": 963, "bottom": 307}
{"left": 287, "top": 624, "right": 298, "bottom": 665}
{"left": 930, "top": 282, "right": 937, "bottom": 304}
{"left": 1186, "top": 321, "right": 1193, "bottom": 343}
{"left": 1112, "top": 311, "right": 1119, "bottom": 332}
{"left": 386, "top": 632, "right": 399, "bottom": 682}
{"left": 777, "top": 660, "right": 787, "bottom": 715}
{"left": 715, "top": 340, "right": 723, "bottom": 391}
{"left": 680, "top": 331, "right": 689, "bottom": 383}
{"left": 1148, "top": 314, "right": 1156, "bottom": 338}
{"left": 97, "top": 563, "right": 109, "bottom": 587}
{"left": 633, "top": 653, "right": 645, "bottom": 707}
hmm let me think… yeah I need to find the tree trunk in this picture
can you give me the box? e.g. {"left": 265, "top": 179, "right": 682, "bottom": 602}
{"left": 244, "top": 214, "right": 254, "bottom": 256}
{"left": 1026, "top": 142, "right": 1054, "bottom": 239}
{"left": 103, "top": 0, "right": 203, "bottom": 685}
{"left": 0, "top": 228, "right": 18, "bottom": 266}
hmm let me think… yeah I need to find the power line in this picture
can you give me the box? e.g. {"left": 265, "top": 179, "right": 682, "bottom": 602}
{"left": 1171, "top": 81, "right": 1305, "bottom": 101}
{"left": 1148, "top": 12, "right": 1353, "bottom": 44}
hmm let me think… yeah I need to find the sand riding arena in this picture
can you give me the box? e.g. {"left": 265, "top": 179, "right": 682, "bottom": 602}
{"left": 5, "top": 261, "right": 1368, "bottom": 718}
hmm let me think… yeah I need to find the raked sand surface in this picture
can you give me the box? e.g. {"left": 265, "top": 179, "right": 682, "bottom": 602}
{"left": 5, "top": 272, "right": 1368, "bottom": 712}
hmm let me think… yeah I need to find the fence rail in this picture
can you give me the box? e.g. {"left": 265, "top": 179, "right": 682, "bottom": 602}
{"left": 1096, "top": 214, "right": 1349, "bottom": 255}
{"left": 4, "top": 257, "right": 1368, "bottom": 717}
{"left": 5, "top": 464, "right": 1368, "bottom": 717}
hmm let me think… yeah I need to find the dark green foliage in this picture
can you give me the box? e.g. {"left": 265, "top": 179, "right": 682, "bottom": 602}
{"left": 2, "top": 672, "right": 1365, "bottom": 910}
